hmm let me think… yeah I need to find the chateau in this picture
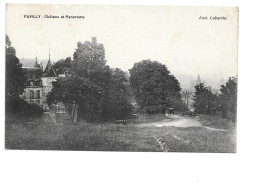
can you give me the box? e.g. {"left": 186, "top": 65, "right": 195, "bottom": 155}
{"left": 20, "top": 53, "right": 63, "bottom": 111}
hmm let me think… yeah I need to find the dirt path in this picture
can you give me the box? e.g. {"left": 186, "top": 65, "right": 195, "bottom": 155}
{"left": 138, "top": 115, "right": 227, "bottom": 132}
{"left": 156, "top": 115, "right": 202, "bottom": 128}
{"left": 146, "top": 115, "right": 231, "bottom": 152}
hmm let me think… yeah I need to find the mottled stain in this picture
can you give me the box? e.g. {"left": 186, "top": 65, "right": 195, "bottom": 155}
{"left": 233, "top": 7, "right": 239, "bottom": 13}
{"left": 68, "top": 22, "right": 74, "bottom": 28}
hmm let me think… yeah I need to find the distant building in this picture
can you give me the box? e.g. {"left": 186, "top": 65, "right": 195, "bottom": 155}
{"left": 20, "top": 52, "right": 64, "bottom": 111}
{"left": 21, "top": 56, "right": 44, "bottom": 107}
{"left": 196, "top": 74, "right": 201, "bottom": 84}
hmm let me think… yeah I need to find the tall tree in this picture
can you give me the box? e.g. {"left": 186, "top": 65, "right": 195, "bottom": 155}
{"left": 6, "top": 35, "right": 26, "bottom": 97}
{"left": 103, "top": 68, "right": 132, "bottom": 119}
{"left": 6, "top": 35, "right": 43, "bottom": 116}
{"left": 192, "top": 83, "right": 217, "bottom": 114}
{"left": 71, "top": 37, "right": 111, "bottom": 120}
{"left": 129, "top": 60, "right": 181, "bottom": 114}
{"left": 72, "top": 37, "right": 111, "bottom": 88}
{"left": 219, "top": 77, "right": 237, "bottom": 121}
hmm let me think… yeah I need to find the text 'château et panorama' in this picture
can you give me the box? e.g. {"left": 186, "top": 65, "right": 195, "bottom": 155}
{"left": 23, "top": 15, "right": 85, "bottom": 19}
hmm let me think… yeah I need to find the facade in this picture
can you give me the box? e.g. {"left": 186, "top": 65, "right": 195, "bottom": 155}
{"left": 21, "top": 58, "right": 44, "bottom": 107}
{"left": 41, "top": 77, "right": 57, "bottom": 110}
{"left": 42, "top": 57, "right": 59, "bottom": 110}
{"left": 21, "top": 54, "right": 60, "bottom": 111}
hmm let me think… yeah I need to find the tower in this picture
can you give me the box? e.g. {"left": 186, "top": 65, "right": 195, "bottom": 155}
{"left": 197, "top": 74, "right": 201, "bottom": 84}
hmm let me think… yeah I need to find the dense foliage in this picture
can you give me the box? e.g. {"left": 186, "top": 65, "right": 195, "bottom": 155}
{"left": 48, "top": 38, "right": 132, "bottom": 121}
{"left": 6, "top": 35, "right": 26, "bottom": 96}
{"left": 53, "top": 57, "right": 72, "bottom": 75}
{"left": 219, "top": 77, "right": 237, "bottom": 122}
{"left": 129, "top": 60, "right": 182, "bottom": 114}
{"left": 193, "top": 83, "right": 218, "bottom": 114}
{"left": 192, "top": 77, "right": 237, "bottom": 122}
{"left": 6, "top": 35, "right": 43, "bottom": 117}
{"left": 6, "top": 95, "right": 44, "bottom": 117}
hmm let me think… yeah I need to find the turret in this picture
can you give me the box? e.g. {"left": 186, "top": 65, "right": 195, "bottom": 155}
{"left": 43, "top": 48, "right": 57, "bottom": 77}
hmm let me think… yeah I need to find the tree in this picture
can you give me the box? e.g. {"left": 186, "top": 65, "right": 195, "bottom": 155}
{"left": 165, "top": 74, "right": 182, "bottom": 109}
{"left": 192, "top": 83, "right": 217, "bottom": 114}
{"left": 47, "top": 75, "right": 103, "bottom": 121}
{"left": 48, "top": 38, "right": 132, "bottom": 121}
{"left": 129, "top": 60, "right": 182, "bottom": 114}
{"left": 6, "top": 35, "right": 26, "bottom": 97}
{"left": 47, "top": 75, "right": 102, "bottom": 105}
{"left": 72, "top": 37, "right": 110, "bottom": 88}
{"left": 53, "top": 57, "right": 73, "bottom": 75}
{"left": 6, "top": 35, "right": 42, "bottom": 117}
{"left": 6, "top": 95, "right": 43, "bottom": 117}
{"left": 219, "top": 77, "right": 237, "bottom": 121}
{"left": 103, "top": 68, "right": 132, "bottom": 120}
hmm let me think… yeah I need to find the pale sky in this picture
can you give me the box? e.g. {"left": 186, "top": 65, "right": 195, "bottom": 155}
{"left": 6, "top": 5, "right": 238, "bottom": 80}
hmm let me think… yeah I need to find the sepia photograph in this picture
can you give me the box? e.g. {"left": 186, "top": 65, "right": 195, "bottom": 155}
{"left": 5, "top": 4, "right": 238, "bottom": 152}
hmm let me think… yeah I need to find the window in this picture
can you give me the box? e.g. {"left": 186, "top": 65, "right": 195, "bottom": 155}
{"left": 35, "top": 80, "right": 42, "bottom": 87}
{"left": 30, "top": 81, "right": 34, "bottom": 86}
{"left": 30, "top": 90, "right": 34, "bottom": 99}
{"left": 36, "top": 90, "right": 40, "bottom": 99}
{"left": 36, "top": 100, "right": 40, "bottom": 106}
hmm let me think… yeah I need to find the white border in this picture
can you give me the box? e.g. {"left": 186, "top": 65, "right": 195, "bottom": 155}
{"left": 1, "top": 1, "right": 260, "bottom": 185}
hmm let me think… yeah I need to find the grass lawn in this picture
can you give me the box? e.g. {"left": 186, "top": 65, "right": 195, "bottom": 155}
{"left": 5, "top": 117, "right": 236, "bottom": 152}
{"left": 5, "top": 121, "right": 160, "bottom": 151}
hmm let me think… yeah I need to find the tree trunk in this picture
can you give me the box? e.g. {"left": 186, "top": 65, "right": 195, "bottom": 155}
{"left": 72, "top": 103, "right": 78, "bottom": 124}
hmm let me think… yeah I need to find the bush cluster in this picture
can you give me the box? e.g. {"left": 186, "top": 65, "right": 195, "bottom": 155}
{"left": 6, "top": 95, "right": 43, "bottom": 117}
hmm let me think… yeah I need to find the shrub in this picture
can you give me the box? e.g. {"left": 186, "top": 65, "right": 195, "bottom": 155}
{"left": 6, "top": 95, "right": 43, "bottom": 118}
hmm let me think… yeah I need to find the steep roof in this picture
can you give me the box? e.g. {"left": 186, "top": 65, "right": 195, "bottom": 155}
{"left": 43, "top": 59, "right": 57, "bottom": 77}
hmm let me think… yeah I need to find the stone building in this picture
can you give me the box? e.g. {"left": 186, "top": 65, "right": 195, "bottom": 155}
{"left": 20, "top": 53, "right": 61, "bottom": 111}
{"left": 21, "top": 57, "right": 44, "bottom": 107}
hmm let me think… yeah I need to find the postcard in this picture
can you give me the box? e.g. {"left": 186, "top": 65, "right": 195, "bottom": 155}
{"left": 5, "top": 4, "right": 238, "bottom": 152}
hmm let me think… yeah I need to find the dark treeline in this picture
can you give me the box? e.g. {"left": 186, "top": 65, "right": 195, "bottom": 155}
{"left": 48, "top": 38, "right": 184, "bottom": 121}
{"left": 192, "top": 77, "right": 237, "bottom": 122}
{"left": 6, "top": 35, "right": 213, "bottom": 122}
